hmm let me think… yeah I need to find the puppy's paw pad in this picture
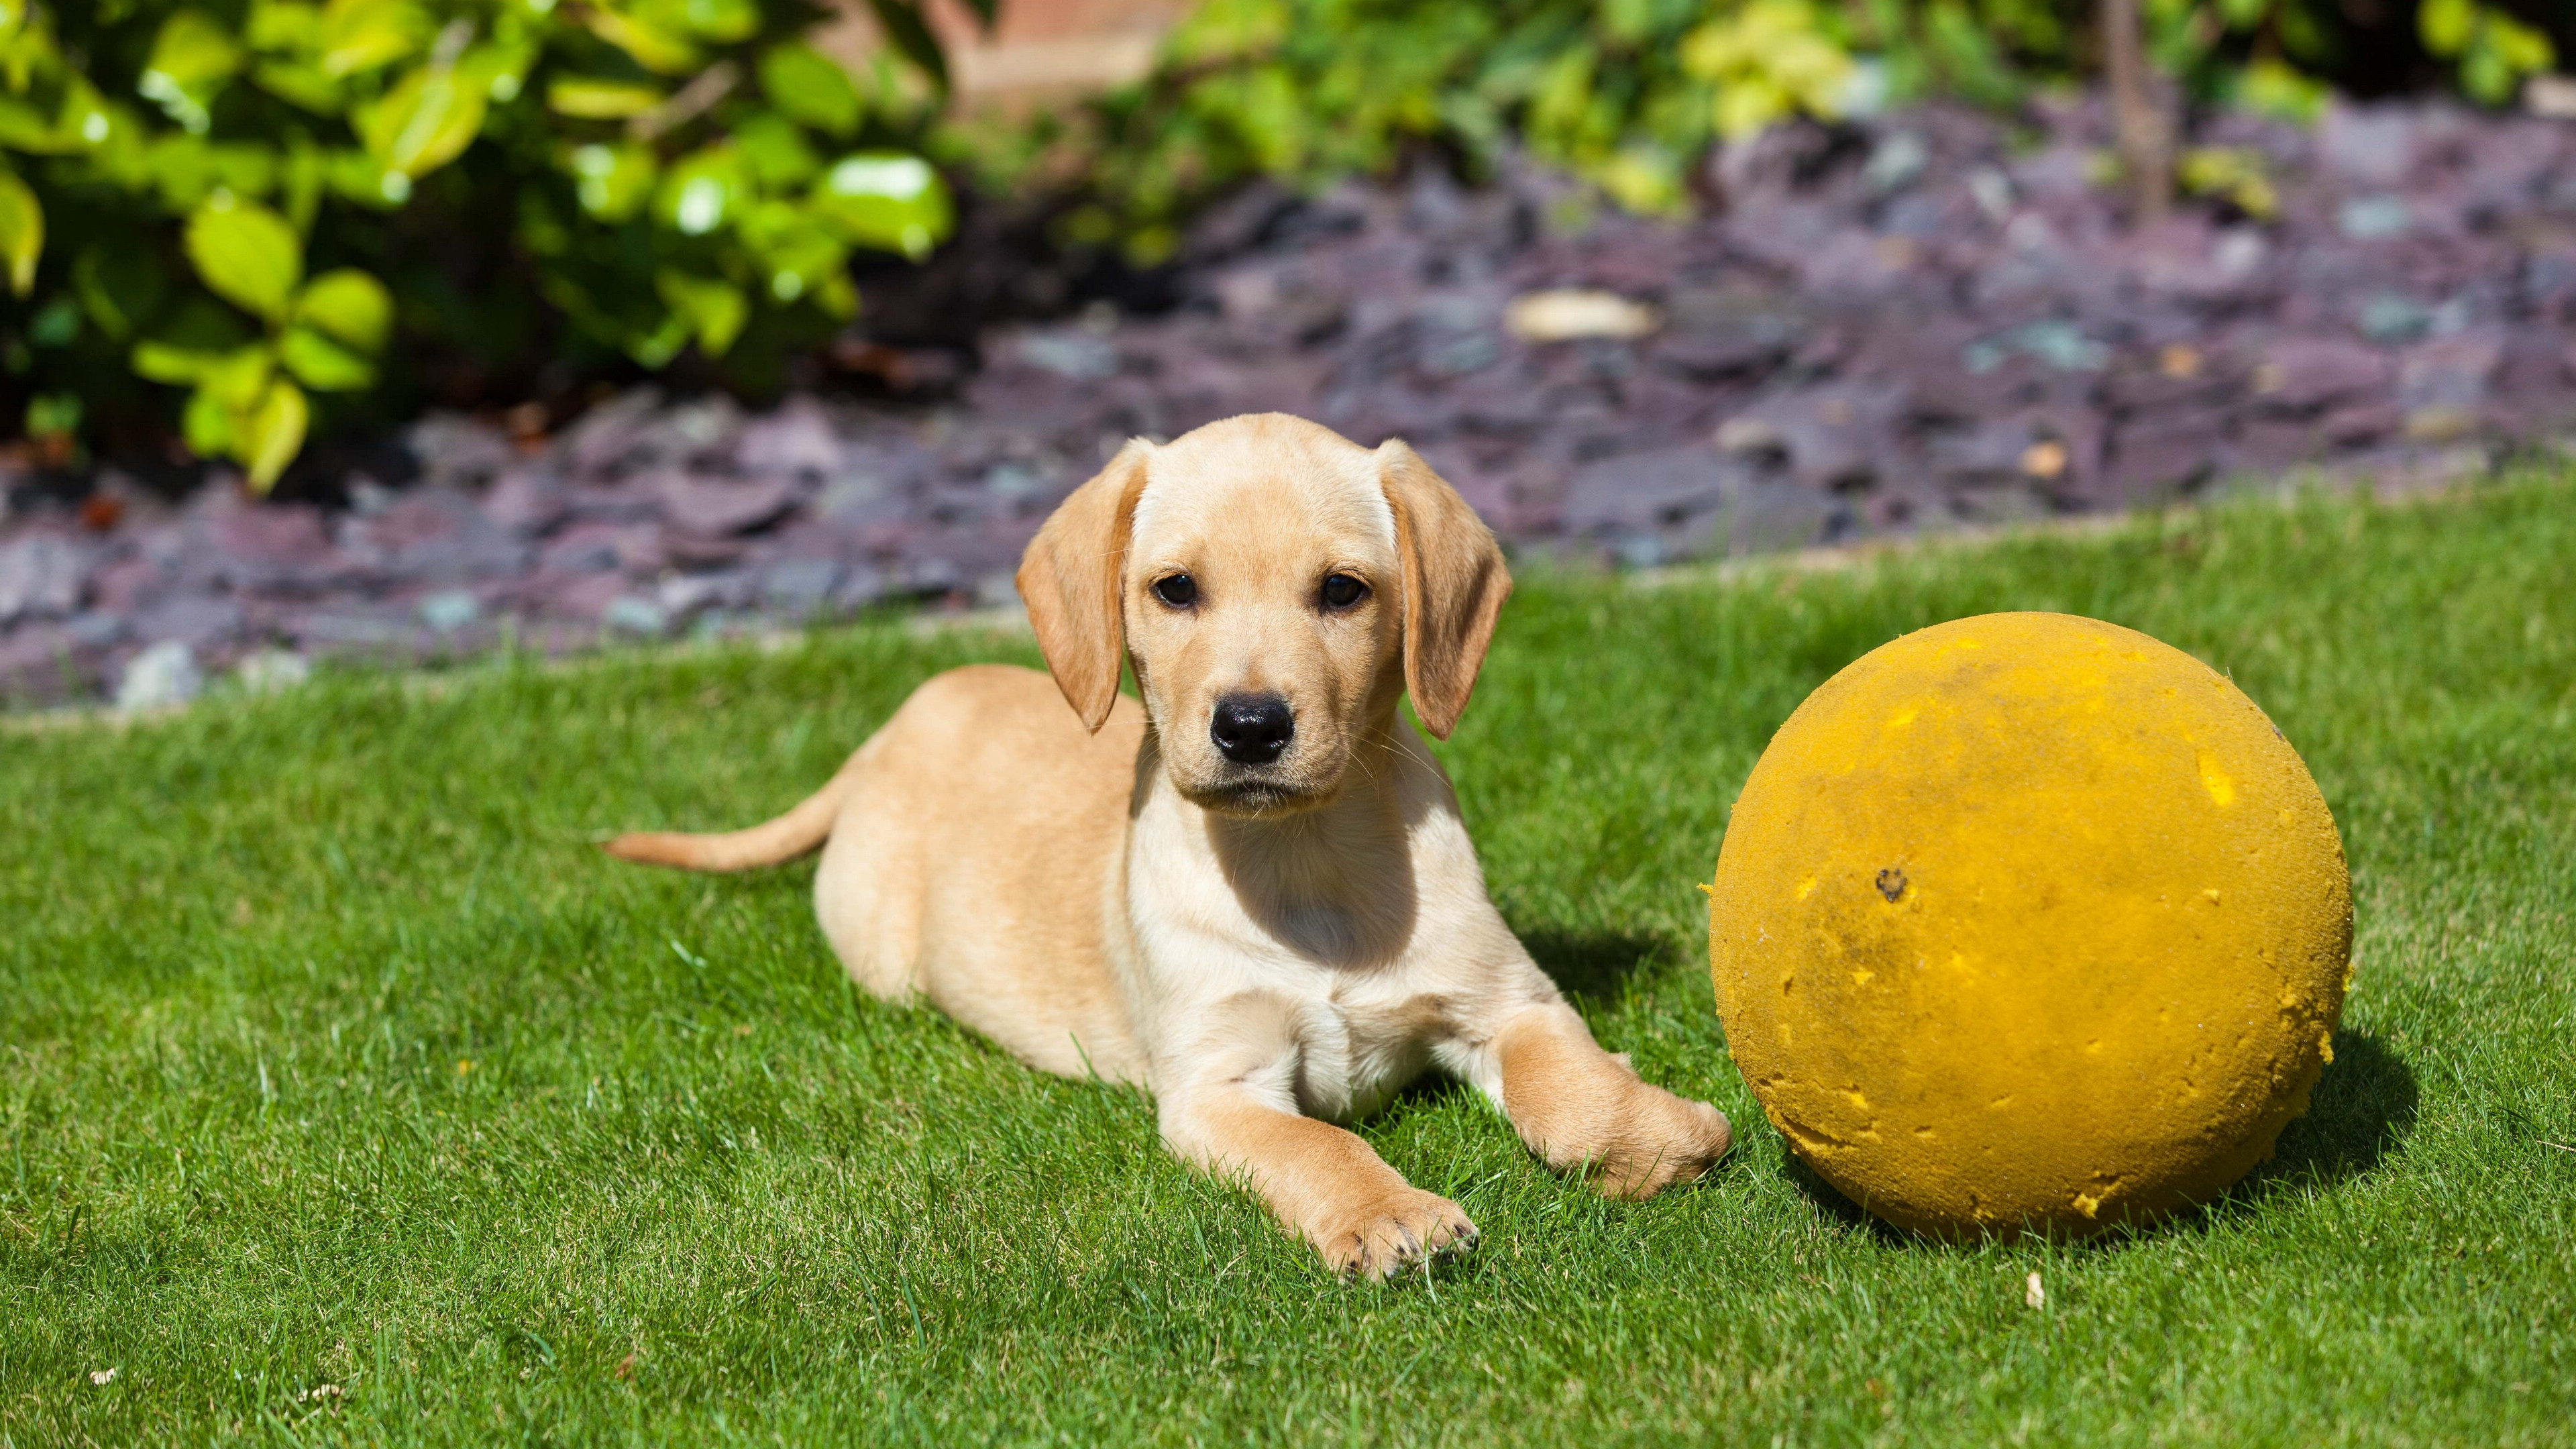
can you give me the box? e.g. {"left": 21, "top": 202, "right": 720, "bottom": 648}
{"left": 1316, "top": 1189, "right": 1477, "bottom": 1281}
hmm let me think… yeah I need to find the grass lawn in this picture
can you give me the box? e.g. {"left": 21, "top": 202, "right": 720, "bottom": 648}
{"left": 5, "top": 472, "right": 2573, "bottom": 1446}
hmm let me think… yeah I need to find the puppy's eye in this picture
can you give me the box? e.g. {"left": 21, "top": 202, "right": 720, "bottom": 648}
{"left": 1320, "top": 574, "right": 1368, "bottom": 610}
{"left": 1151, "top": 574, "right": 1197, "bottom": 608}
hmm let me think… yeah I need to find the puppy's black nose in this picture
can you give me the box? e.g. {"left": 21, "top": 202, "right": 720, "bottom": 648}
{"left": 1211, "top": 692, "right": 1294, "bottom": 765}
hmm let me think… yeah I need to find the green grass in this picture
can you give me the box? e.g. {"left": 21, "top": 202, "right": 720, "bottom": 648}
{"left": 5, "top": 474, "right": 2573, "bottom": 1447}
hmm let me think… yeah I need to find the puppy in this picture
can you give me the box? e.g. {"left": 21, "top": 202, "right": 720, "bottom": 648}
{"left": 607, "top": 413, "right": 1731, "bottom": 1277}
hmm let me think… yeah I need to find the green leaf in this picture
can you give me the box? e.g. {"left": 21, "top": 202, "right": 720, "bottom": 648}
{"left": 206, "top": 143, "right": 281, "bottom": 198}
{"left": 626, "top": 310, "right": 692, "bottom": 370}
{"left": 649, "top": 0, "right": 759, "bottom": 44}
{"left": 655, "top": 144, "right": 747, "bottom": 237}
{"left": 758, "top": 42, "right": 863, "bottom": 137}
{"left": 2418, "top": 0, "right": 2475, "bottom": 58}
{"left": 0, "top": 170, "right": 40, "bottom": 296}
{"left": 653, "top": 268, "right": 747, "bottom": 357}
{"left": 584, "top": 7, "right": 702, "bottom": 75}
{"left": 358, "top": 61, "right": 487, "bottom": 177}
{"left": 246, "top": 1, "right": 323, "bottom": 52}
{"left": 1597, "top": 145, "right": 1684, "bottom": 216}
{"left": 143, "top": 12, "right": 248, "bottom": 89}
{"left": 809, "top": 271, "right": 858, "bottom": 321}
{"left": 2233, "top": 56, "right": 2328, "bottom": 124}
{"left": 737, "top": 199, "right": 852, "bottom": 313}
{"left": 2459, "top": 42, "right": 2513, "bottom": 105}
{"left": 149, "top": 134, "right": 222, "bottom": 211}
{"left": 562, "top": 142, "right": 657, "bottom": 221}
{"left": 735, "top": 113, "right": 820, "bottom": 189}
{"left": 25, "top": 392, "right": 83, "bottom": 441}
{"left": 461, "top": 38, "right": 539, "bottom": 103}
{"left": 182, "top": 384, "right": 235, "bottom": 457}
{"left": 863, "top": 0, "right": 949, "bottom": 92}
{"left": 2489, "top": 13, "right": 2557, "bottom": 74}
{"left": 294, "top": 268, "right": 394, "bottom": 351}
{"left": 280, "top": 325, "right": 376, "bottom": 389}
{"left": 238, "top": 377, "right": 310, "bottom": 492}
{"left": 252, "top": 60, "right": 345, "bottom": 113}
{"left": 810, "top": 152, "right": 952, "bottom": 261}
{"left": 545, "top": 78, "right": 666, "bottom": 119}
{"left": 319, "top": 0, "right": 431, "bottom": 78}
{"left": 281, "top": 138, "right": 326, "bottom": 229}
{"left": 60, "top": 84, "right": 150, "bottom": 186}
{"left": 0, "top": 97, "right": 71, "bottom": 153}
{"left": 325, "top": 149, "right": 413, "bottom": 208}
{"left": 185, "top": 197, "right": 303, "bottom": 321}
{"left": 204, "top": 345, "right": 277, "bottom": 411}
{"left": 131, "top": 339, "right": 231, "bottom": 384}
{"left": 140, "top": 10, "right": 246, "bottom": 135}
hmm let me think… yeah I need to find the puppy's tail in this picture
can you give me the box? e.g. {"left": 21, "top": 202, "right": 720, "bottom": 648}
{"left": 600, "top": 763, "right": 860, "bottom": 873}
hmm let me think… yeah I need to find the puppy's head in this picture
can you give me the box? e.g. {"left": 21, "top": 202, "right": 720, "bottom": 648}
{"left": 1016, "top": 414, "right": 1510, "bottom": 816}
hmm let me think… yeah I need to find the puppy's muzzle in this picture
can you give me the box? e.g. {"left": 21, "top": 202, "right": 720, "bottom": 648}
{"left": 1211, "top": 692, "right": 1294, "bottom": 765}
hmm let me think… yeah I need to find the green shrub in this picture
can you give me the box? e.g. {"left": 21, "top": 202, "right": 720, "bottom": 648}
{"left": 2416, "top": 0, "right": 2556, "bottom": 106}
{"left": 982, "top": 0, "right": 2563, "bottom": 262}
{"left": 0, "top": 0, "right": 967, "bottom": 490}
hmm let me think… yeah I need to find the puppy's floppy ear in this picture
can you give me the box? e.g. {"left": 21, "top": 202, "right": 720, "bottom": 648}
{"left": 1378, "top": 440, "right": 1511, "bottom": 740}
{"left": 1018, "top": 439, "right": 1153, "bottom": 731}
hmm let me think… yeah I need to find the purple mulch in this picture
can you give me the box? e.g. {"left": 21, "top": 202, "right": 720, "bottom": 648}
{"left": 7, "top": 93, "right": 2576, "bottom": 708}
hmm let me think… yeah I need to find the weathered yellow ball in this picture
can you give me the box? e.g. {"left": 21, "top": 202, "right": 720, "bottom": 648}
{"left": 1708, "top": 612, "right": 2351, "bottom": 1238}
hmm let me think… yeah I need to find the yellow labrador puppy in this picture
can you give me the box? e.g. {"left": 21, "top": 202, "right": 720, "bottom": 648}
{"left": 607, "top": 413, "right": 1731, "bottom": 1277}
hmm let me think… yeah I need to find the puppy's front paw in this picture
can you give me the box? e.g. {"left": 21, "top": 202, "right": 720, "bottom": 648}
{"left": 1309, "top": 1187, "right": 1477, "bottom": 1281}
{"left": 1596, "top": 1093, "right": 1734, "bottom": 1201}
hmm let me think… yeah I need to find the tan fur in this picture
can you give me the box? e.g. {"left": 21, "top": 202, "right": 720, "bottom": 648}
{"left": 1497, "top": 1003, "right": 1735, "bottom": 1200}
{"left": 1018, "top": 439, "right": 1152, "bottom": 732}
{"left": 1381, "top": 440, "right": 1513, "bottom": 740}
{"left": 602, "top": 770, "right": 859, "bottom": 871}
{"left": 604, "top": 413, "right": 1731, "bottom": 1278}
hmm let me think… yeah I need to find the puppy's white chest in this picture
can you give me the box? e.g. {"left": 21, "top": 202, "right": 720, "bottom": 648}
{"left": 1286, "top": 983, "right": 1436, "bottom": 1124}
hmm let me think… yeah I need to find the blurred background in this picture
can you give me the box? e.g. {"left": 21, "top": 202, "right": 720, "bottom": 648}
{"left": 1, "top": 0, "right": 2573, "bottom": 707}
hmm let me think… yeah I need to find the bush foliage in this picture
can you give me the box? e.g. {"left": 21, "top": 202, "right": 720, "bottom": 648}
{"left": 994, "top": 0, "right": 2561, "bottom": 258}
{"left": 0, "top": 0, "right": 965, "bottom": 488}
{"left": 1, "top": 1, "right": 2565, "bottom": 476}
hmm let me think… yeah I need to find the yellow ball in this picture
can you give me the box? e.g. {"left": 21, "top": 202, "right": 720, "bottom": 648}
{"left": 1707, "top": 612, "right": 2351, "bottom": 1238}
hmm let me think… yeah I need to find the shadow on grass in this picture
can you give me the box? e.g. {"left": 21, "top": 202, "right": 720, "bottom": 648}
{"left": 1770, "top": 1027, "right": 2418, "bottom": 1248}
{"left": 1519, "top": 928, "right": 1673, "bottom": 1008}
{"left": 2240, "top": 1028, "right": 2420, "bottom": 1191}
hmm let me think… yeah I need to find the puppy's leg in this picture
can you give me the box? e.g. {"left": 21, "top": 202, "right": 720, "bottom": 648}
{"left": 1485, "top": 1001, "right": 1733, "bottom": 1200}
{"left": 1159, "top": 997, "right": 1474, "bottom": 1279}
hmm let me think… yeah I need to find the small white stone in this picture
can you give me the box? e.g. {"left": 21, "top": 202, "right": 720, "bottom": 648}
{"left": 116, "top": 641, "right": 203, "bottom": 711}
{"left": 1714, "top": 417, "right": 1785, "bottom": 456}
{"left": 2528, "top": 74, "right": 2576, "bottom": 121}
{"left": 1503, "top": 290, "right": 1660, "bottom": 343}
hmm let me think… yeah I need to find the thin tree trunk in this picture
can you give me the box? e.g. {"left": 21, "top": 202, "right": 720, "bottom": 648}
{"left": 2102, "top": 0, "right": 2171, "bottom": 223}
